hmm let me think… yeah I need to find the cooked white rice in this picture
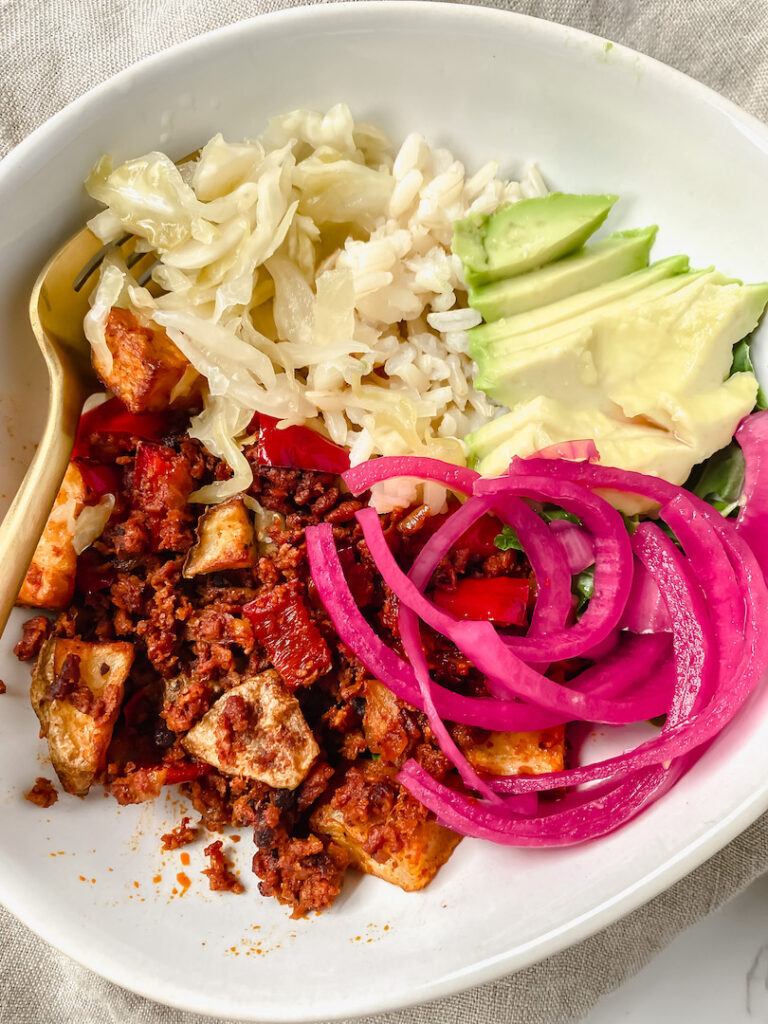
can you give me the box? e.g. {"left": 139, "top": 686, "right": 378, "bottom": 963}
{"left": 84, "top": 104, "right": 546, "bottom": 510}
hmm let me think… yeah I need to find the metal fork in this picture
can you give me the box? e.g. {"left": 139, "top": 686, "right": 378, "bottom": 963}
{"left": 0, "top": 230, "right": 156, "bottom": 637}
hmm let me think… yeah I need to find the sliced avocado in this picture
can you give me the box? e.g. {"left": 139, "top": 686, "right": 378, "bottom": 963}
{"left": 593, "top": 277, "right": 768, "bottom": 422}
{"left": 469, "top": 372, "right": 760, "bottom": 506}
{"left": 474, "top": 327, "right": 602, "bottom": 412}
{"left": 468, "top": 226, "right": 659, "bottom": 322}
{"left": 468, "top": 270, "right": 767, "bottom": 471}
{"left": 468, "top": 254, "right": 692, "bottom": 360}
{"left": 469, "top": 256, "right": 695, "bottom": 364}
{"left": 466, "top": 398, "right": 725, "bottom": 507}
{"left": 453, "top": 193, "right": 618, "bottom": 288}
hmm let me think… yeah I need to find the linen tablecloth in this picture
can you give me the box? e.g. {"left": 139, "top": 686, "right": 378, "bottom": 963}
{"left": 2, "top": 1, "right": 768, "bottom": 1021}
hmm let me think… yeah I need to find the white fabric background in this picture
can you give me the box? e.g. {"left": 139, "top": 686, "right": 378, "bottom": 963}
{"left": 2, "top": 1, "right": 768, "bottom": 1021}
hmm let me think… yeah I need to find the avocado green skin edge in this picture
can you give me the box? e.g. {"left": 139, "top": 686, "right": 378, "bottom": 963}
{"left": 453, "top": 192, "right": 618, "bottom": 288}
{"left": 467, "top": 225, "right": 659, "bottom": 322}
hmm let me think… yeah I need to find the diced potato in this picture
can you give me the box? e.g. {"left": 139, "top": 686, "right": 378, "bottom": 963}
{"left": 30, "top": 638, "right": 134, "bottom": 796}
{"left": 457, "top": 726, "right": 566, "bottom": 776}
{"left": 17, "top": 462, "right": 87, "bottom": 610}
{"left": 311, "top": 760, "right": 461, "bottom": 892}
{"left": 93, "top": 307, "right": 201, "bottom": 413}
{"left": 182, "top": 669, "right": 319, "bottom": 789}
{"left": 183, "top": 497, "right": 257, "bottom": 578}
{"left": 362, "top": 677, "right": 418, "bottom": 762}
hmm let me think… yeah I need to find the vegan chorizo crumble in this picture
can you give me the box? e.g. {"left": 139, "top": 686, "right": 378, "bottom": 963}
{"left": 13, "top": 311, "right": 564, "bottom": 917}
{"left": 25, "top": 777, "right": 58, "bottom": 808}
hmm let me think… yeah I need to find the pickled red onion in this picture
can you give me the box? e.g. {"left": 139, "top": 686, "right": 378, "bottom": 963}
{"left": 735, "top": 411, "right": 768, "bottom": 579}
{"left": 357, "top": 506, "right": 666, "bottom": 724}
{"left": 343, "top": 456, "right": 477, "bottom": 497}
{"left": 306, "top": 523, "right": 672, "bottom": 728}
{"left": 306, "top": 428, "right": 768, "bottom": 848}
{"left": 548, "top": 519, "right": 595, "bottom": 575}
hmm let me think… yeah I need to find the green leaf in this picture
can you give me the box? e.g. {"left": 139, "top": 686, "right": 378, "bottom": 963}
{"left": 656, "top": 519, "right": 683, "bottom": 546}
{"left": 731, "top": 337, "right": 752, "bottom": 375}
{"left": 494, "top": 525, "right": 523, "bottom": 551}
{"left": 621, "top": 513, "right": 641, "bottom": 535}
{"left": 684, "top": 440, "right": 745, "bottom": 517}
{"left": 572, "top": 564, "right": 595, "bottom": 615}
{"left": 541, "top": 506, "right": 581, "bottom": 525}
{"left": 731, "top": 336, "right": 767, "bottom": 410}
{"left": 495, "top": 508, "right": 584, "bottom": 554}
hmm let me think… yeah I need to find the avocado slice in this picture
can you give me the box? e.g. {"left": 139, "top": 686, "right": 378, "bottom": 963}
{"left": 467, "top": 226, "right": 658, "bottom": 322}
{"left": 469, "top": 255, "right": 694, "bottom": 366}
{"left": 466, "top": 399, "right": 697, "bottom": 482}
{"left": 467, "top": 391, "right": 760, "bottom": 516}
{"left": 471, "top": 268, "right": 726, "bottom": 399}
{"left": 467, "top": 271, "right": 767, "bottom": 473}
{"left": 593, "top": 277, "right": 768, "bottom": 422}
{"left": 453, "top": 193, "right": 618, "bottom": 289}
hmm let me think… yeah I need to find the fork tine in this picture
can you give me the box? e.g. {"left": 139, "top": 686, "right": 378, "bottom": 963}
{"left": 125, "top": 249, "right": 146, "bottom": 270}
{"left": 136, "top": 260, "right": 159, "bottom": 287}
{"left": 72, "top": 232, "right": 132, "bottom": 292}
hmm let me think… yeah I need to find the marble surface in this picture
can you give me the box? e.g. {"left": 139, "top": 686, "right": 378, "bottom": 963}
{"left": 582, "top": 872, "right": 768, "bottom": 1023}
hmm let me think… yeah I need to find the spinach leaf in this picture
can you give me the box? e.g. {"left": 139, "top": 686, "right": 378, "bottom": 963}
{"left": 541, "top": 506, "right": 581, "bottom": 525}
{"left": 684, "top": 440, "right": 745, "bottom": 517}
{"left": 572, "top": 564, "right": 595, "bottom": 615}
{"left": 494, "top": 507, "right": 581, "bottom": 551}
{"left": 494, "top": 525, "right": 523, "bottom": 551}
{"left": 731, "top": 337, "right": 768, "bottom": 411}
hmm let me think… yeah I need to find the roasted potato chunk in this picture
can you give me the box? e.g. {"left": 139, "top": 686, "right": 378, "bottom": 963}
{"left": 311, "top": 760, "right": 461, "bottom": 892}
{"left": 183, "top": 497, "right": 257, "bottom": 577}
{"left": 362, "top": 677, "right": 419, "bottom": 763}
{"left": 18, "top": 462, "right": 87, "bottom": 610}
{"left": 456, "top": 725, "right": 565, "bottom": 776}
{"left": 31, "top": 638, "right": 134, "bottom": 796}
{"left": 93, "top": 307, "right": 201, "bottom": 413}
{"left": 182, "top": 669, "right": 319, "bottom": 789}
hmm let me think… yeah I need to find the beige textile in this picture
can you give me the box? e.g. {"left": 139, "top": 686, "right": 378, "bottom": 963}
{"left": 2, "top": 1, "right": 768, "bottom": 1021}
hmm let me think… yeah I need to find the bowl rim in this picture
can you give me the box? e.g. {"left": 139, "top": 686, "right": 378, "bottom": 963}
{"left": 3, "top": 3, "right": 768, "bottom": 1019}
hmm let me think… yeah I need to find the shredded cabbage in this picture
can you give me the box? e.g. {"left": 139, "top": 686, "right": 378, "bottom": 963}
{"left": 72, "top": 495, "right": 116, "bottom": 555}
{"left": 188, "top": 395, "right": 254, "bottom": 503}
{"left": 84, "top": 105, "right": 540, "bottom": 501}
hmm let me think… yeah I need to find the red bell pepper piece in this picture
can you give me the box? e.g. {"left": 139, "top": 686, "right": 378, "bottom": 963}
{"left": 460, "top": 515, "right": 507, "bottom": 557}
{"left": 163, "top": 762, "right": 210, "bottom": 785}
{"left": 421, "top": 506, "right": 503, "bottom": 558}
{"left": 337, "top": 544, "right": 375, "bottom": 607}
{"left": 133, "top": 442, "right": 194, "bottom": 514}
{"left": 251, "top": 414, "right": 350, "bottom": 475}
{"left": 73, "top": 397, "right": 171, "bottom": 459}
{"left": 243, "top": 581, "right": 332, "bottom": 689}
{"left": 432, "top": 576, "right": 530, "bottom": 626}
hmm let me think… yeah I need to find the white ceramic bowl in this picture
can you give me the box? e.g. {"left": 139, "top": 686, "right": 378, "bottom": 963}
{"left": 2, "top": 4, "right": 768, "bottom": 1020}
